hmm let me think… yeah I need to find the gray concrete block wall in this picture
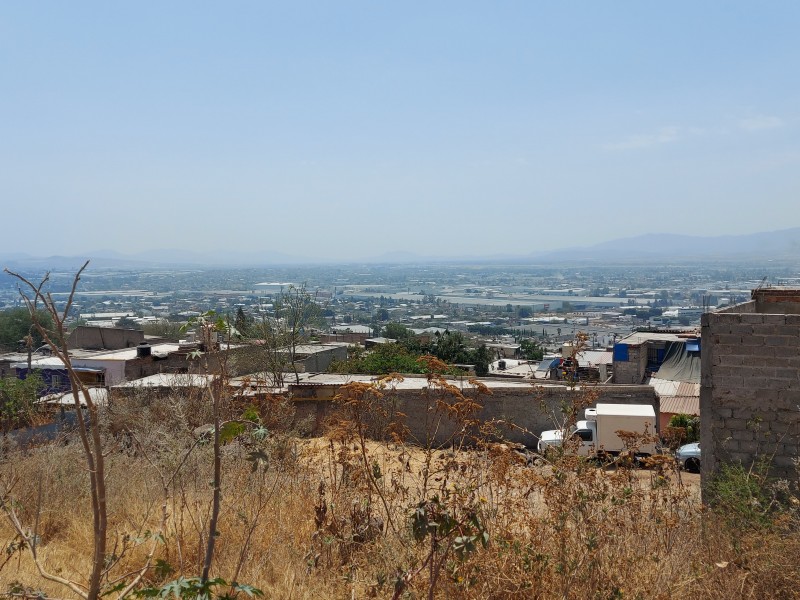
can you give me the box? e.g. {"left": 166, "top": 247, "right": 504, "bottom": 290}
{"left": 68, "top": 326, "right": 144, "bottom": 350}
{"left": 701, "top": 309, "right": 800, "bottom": 481}
{"left": 613, "top": 344, "right": 648, "bottom": 384}
{"left": 293, "top": 382, "right": 658, "bottom": 447}
{"left": 300, "top": 346, "right": 348, "bottom": 372}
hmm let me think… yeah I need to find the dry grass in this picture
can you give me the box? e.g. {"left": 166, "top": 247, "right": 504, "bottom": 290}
{"left": 1, "top": 382, "right": 798, "bottom": 600}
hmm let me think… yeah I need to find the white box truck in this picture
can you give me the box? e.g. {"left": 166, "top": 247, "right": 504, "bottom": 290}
{"left": 538, "top": 403, "right": 658, "bottom": 459}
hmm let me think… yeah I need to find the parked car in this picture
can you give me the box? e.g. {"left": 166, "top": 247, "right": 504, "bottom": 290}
{"left": 675, "top": 442, "right": 700, "bottom": 472}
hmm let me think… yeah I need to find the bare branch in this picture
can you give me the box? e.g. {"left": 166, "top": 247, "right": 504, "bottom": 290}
{"left": 4, "top": 263, "right": 108, "bottom": 600}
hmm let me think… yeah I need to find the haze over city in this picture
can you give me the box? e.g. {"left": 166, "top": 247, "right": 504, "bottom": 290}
{"left": 5, "top": 4, "right": 800, "bottom": 595}
{"left": 2, "top": 2, "right": 799, "bottom": 261}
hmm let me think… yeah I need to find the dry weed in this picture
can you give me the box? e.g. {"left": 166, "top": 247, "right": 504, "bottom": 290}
{"left": 0, "top": 377, "right": 798, "bottom": 600}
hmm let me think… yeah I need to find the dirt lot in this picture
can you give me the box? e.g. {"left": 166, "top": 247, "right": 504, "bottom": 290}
{"left": 296, "top": 436, "right": 703, "bottom": 507}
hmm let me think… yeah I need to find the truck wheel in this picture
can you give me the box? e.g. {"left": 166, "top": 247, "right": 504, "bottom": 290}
{"left": 594, "top": 452, "right": 612, "bottom": 467}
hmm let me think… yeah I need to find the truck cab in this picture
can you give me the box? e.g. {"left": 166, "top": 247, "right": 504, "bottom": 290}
{"left": 538, "top": 419, "right": 597, "bottom": 456}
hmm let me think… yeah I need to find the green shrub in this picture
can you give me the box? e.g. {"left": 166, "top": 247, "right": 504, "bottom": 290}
{"left": 706, "top": 458, "right": 775, "bottom": 530}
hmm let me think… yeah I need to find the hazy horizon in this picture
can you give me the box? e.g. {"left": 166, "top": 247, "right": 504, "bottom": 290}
{"left": 3, "top": 2, "right": 799, "bottom": 261}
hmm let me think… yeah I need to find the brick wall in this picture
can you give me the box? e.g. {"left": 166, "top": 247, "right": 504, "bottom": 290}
{"left": 701, "top": 303, "right": 800, "bottom": 480}
{"left": 751, "top": 288, "right": 800, "bottom": 315}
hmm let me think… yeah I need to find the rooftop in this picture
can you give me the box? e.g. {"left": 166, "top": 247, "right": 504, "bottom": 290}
{"left": 289, "top": 373, "right": 587, "bottom": 392}
{"left": 617, "top": 331, "right": 697, "bottom": 345}
{"left": 87, "top": 343, "right": 182, "bottom": 361}
{"left": 113, "top": 373, "right": 217, "bottom": 388}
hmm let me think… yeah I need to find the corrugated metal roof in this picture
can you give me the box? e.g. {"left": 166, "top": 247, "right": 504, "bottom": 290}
{"left": 536, "top": 357, "right": 561, "bottom": 372}
{"left": 648, "top": 377, "right": 699, "bottom": 417}
{"left": 577, "top": 350, "right": 613, "bottom": 367}
{"left": 500, "top": 363, "right": 538, "bottom": 377}
{"left": 660, "top": 396, "right": 699, "bottom": 415}
{"left": 648, "top": 377, "right": 680, "bottom": 396}
{"left": 113, "top": 374, "right": 217, "bottom": 388}
{"left": 676, "top": 381, "right": 701, "bottom": 397}
{"left": 37, "top": 387, "right": 109, "bottom": 406}
{"left": 618, "top": 332, "right": 689, "bottom": 345}
{"left": 648, "top": 377, "right": 699, "bottom": 398}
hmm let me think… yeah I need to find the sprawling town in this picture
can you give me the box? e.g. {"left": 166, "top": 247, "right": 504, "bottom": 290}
{"left": 3, "top": 244, "right": 800, "bottom": 599}
{"left": 3, "top": 1, "right": 800, "bottom": 597}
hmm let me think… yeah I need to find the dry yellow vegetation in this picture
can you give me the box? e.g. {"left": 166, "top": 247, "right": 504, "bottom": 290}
{"left": 1, "top": 376, "right": 798, "bottom": 600}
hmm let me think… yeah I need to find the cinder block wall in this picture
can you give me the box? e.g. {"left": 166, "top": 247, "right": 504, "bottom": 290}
{"left": 701, "top": 298, "right": 800, "bottom": 481}
{"left": 292, "top": 381, "right": 658, "bottom": 447}
{"left": 613, "top": 344, "right": 648, "bottom": 384}
{"left": 68, "top": 326, "right": 144, "bottom": 350}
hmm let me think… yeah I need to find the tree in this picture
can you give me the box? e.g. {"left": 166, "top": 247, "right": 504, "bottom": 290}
{"left": 0, "top": 371, "right": 43, "bottom": 432}
{"left": 669, "top": 413, "right": 700, "bottom": 443}
{"left": 252, "top": 284, "right": 323, "bottom": 386}
{"left": 141, "top": 319, "right": 183, "bottom": 340}
{"left": 3, "top": 262, "right": 112, "bottom": 598}
{"left": 182, "top": 311, "right": 231, "bottom": 584}
{"left": 520, "top": 338, "right": 544, "bottom": 361}
{"left": 384, "top": 322, "right": 414, "bottom": 340}
{"left": 0, "top": 307, "right": 53, "bottom": 351}
{"left": 431, "top": 331, "right": 469, "bottom": 364}
{"left": 472, "top": 344, "right": 491, "bottom": 376}
{"left": 467, "top": 324, "right": 507, "bottom": 336}
{"left": 329, "top": 342, "right": 427, "bottom": 375}
{"left": 2, "top": 265, "right": 263, "bottom": 599}
{"left": 116, "top": 316, "right": 139, "bottom": 329}
{"left": 234, "top": 306, "right": 251, "bottom": 337}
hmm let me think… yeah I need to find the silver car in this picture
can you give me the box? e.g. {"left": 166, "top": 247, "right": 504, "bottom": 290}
{"left": 675, "top": 442, "right": 700, "bottom": 472}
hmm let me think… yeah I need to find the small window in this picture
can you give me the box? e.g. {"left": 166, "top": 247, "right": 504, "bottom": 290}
{"left": 51, "top": 375, "right": 61, "bottom": 387}
{"left": 574, "top": 429, "right": 593, "bottom": 442}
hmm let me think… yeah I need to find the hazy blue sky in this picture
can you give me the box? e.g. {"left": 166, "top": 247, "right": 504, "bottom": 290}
{"left": 2, "top": 2, "right": 798, "bottom": 261}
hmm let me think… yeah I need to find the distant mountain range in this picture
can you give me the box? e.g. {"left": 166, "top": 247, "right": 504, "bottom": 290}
{"left": 2, "top": 228, "right": 799, "bottom": 270}
{"left": 534, "top": 228, "right": 800, "bottom": 263}
{"left": 0, "top": 248, "right": 311, "bottom": 271}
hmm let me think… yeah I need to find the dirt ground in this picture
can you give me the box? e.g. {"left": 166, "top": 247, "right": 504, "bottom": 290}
{"left": 296, "top": 436, "right": 703, "bottom": 506}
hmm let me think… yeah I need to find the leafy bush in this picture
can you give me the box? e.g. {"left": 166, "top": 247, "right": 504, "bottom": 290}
{"left": 0, "top": 371, "right": 44, "bottom": 430}
{"left": 705, "top": 457, "right": 779, "bottom": 531}
{"left": 668, "top": 413, "right": 700, "bottom": 444}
